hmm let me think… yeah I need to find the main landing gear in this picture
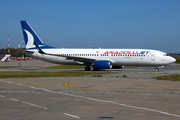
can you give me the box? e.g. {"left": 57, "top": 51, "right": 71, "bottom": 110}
{"left": 85, "top": 66, "right": 91, "bottom": 71}
{"left": 155, "top": 68, "right": 159, "bottom": 72}
{"left": 85, "top": 66, "right": 99, "bottom": 71}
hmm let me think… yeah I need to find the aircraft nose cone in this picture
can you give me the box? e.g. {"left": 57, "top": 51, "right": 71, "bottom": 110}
{"left": 172, "top": 57, "right": 176, "bottom": 63}
{"left": 170, "top": 57, "right": 176, "bottom": 63}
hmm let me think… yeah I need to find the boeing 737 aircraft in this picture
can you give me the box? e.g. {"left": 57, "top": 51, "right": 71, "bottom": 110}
{"left": 20, "top": 21, "right": 176, "bottom": 71}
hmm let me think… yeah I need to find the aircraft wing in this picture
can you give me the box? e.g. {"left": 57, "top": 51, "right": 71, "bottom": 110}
{"left": 38, "top": 52, "right": 96, "bottom": 63}
{"left": 34, "top": 41, "right": 96, "bottom": 64}
{"left": 65, "top": 56, "right": 96, "bottom": 63}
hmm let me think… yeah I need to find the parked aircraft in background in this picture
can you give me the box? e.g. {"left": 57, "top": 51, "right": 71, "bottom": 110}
{"left": 20, "top": 21, "right": 176, "bottom": 71}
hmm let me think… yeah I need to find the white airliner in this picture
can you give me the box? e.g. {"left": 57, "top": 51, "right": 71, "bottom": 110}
{"left": 20, "top": 21, "right": 176, "bottom": 72}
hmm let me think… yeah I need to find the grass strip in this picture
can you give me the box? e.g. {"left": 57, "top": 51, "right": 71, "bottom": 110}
{"left": 41, "top": 65, "right": 92, "bottom": 69}
{"left": 155, "top": 74, "right": 180, "bottom": 81}
{"left": 0, "top": 71, "right": 114, "bottom": 78}
{"left": 0, "top": 66, "right": 17, "bottom": 69}
{"left": 175, "top": 58, "right": 180, "bottom": 64}
{"left": 41, "top": 65, "right": 134, "bottom": 69}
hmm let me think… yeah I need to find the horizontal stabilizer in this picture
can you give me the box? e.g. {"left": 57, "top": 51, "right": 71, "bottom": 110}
{"left": 34, "top": 41, "right": 45, "bottom": 54}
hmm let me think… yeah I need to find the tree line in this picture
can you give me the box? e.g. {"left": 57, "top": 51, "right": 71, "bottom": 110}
{"left": 0, "top": 48, "right": 27, "bottom": 57}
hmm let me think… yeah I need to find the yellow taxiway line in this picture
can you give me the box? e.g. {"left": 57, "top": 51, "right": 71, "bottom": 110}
{"left": 63, "top": 79, "right": 141, "bottom": 95}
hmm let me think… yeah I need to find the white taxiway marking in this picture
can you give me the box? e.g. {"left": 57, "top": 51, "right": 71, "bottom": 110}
{"left": 0, "top": 94, "right": 47, "bottom": 110}
{"left": 1, "top": 79, "right": 180, "bottom": 118}
{"left": 64, "top": 113, "right": 80, "bottom": 119}
{"left": 0, "top": 95, "right": 5, "bottom": 97}
{"left": 27, "top": 86, "right": 36, "bottom": 89}
{"left": 3, "top": 81, "right": 13, "bottom": 84}
{"left": 15, "top": 83, "right": 25, "bottom": 86}
{"left": 21, "top": 101, "right": 48, "bottom": 109}
{"left": 10, "top": 98, "right": 19, "bottom": 102}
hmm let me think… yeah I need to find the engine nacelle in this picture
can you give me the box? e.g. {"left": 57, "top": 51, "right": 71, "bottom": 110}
{"left": 93, "top": 60, "right": 112, "bottom": 69}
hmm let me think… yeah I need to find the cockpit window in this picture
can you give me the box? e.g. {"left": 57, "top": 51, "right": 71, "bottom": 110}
{"left": 163, "top": 54, "right": 167, "bottom": 56}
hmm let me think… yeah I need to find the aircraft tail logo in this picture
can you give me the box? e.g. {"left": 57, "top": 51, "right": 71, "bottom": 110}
{"left": 20, "top": 21, "right": 54, "bottom": 49}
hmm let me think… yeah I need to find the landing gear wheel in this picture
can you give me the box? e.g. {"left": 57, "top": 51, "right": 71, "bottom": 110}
{"left": 155, "top": 68, "right": 159, "bottom": 72}
{"left": 85, "top": 66, "right": 91, "bottom": 71}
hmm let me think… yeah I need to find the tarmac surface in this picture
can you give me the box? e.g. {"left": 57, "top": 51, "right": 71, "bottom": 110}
{"left": 0, "top": 60, "right": 180, "bottom": 120}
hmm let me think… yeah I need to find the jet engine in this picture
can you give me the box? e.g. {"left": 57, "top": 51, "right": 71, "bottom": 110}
{"left": 93, "top": 60, "right": 112, "bottom": 70}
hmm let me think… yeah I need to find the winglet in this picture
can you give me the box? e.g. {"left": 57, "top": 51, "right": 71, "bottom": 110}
{"left": 34, "top": 41, "right": 45, "bottom": 54}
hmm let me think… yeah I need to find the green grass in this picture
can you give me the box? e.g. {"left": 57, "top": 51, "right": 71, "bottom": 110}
{"left": 0, "top": 66, "right": 17, "bottom": 69}
{"left": 124, "top": 66, "right": 135, "bottom": 68}
{"left": 41, "top": 65, "right": 135, "bottom": 69}
{"left": 41, "top": 65, "right": 92, "bottom": 69}
{"left": 0, "top": 71, "right": 114, "bottom": 78}
{"left": 155, "top": 74, "right": 180, "bottom": 81}
{"left": 175, "top": 58, "right": 180, "bottom": 64}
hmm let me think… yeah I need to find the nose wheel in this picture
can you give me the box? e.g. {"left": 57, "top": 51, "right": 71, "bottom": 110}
{"left": 155, "top": 68, "right": 159, "bottom": 72}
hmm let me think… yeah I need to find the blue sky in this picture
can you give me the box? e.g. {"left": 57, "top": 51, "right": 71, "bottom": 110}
{"left": 0, "top": 0, "right": 180, "bottom": 53}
